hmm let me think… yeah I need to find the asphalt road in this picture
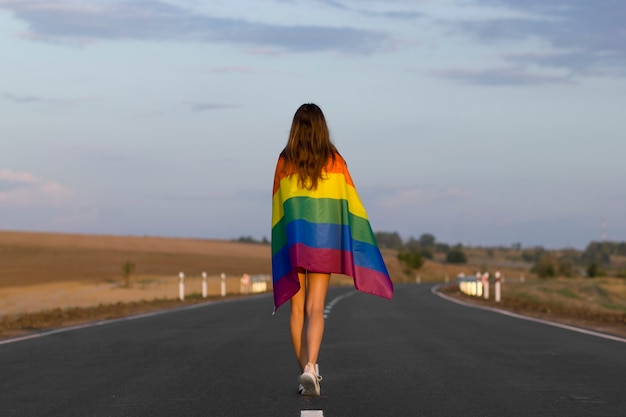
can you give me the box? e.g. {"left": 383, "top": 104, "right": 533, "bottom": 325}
{"left": 1, "top": 284, "right": 625, "bottom": 417}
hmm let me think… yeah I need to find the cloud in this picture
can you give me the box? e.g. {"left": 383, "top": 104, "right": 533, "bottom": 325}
{"left": 314, "top": 0, "right": 423, "bottom": 19}
{"left": 0, "top": 169, "right": 73, "bottom": 206}
{"left": 315, "top": 0, "right": 350, "bottom": 11}
{"left": 206, "top": 66, "right": 257, "bottom": 74}
{"left": 1, "top": 92, "right": 103, "bottom": 105}
{"left": 0, "top": 169, "right": 101, "bottom": 233}
{"left": 0, "top": 0, "right": 392, "bottom": 54}
{"left": 454, "top": 0, "right": 626, "bottom": 78}
{"left": 186, "top": 102, "right": 239, "bottom": 112}
{"left": 371, "top": 10, "right": 422, "bottom": 20}
{"left": 1, "top": 93, "right": 45, "bottom": 103}
{"left": 434, "top": 66, "right": 572, "bottom": 86}
{"left": 364, "top": 184, "right": 471, "bottom": 211}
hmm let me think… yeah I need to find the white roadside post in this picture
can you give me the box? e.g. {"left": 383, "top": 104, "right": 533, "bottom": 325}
{"left": 483, "top": 272, "right": 490, "bottom": 300}
{"left": 495, "top": 271, "right": 501, "bottom": 302}
{"left": 242, "top": 273, "right": 250, "bottom": 294}
{"left": 220, "top": 272, "right": 226, "bottom": 297}
{"left": 202, "top": 272, "right": 208, "bottom": 298}
{"left": 458, "top": 273, "right": 465, "bottom": 294}
{"left": 179, "top": 272, "right": 185, "bottom": 301}
{"left": 476, "top": 272, "right": 482, "bottom": 297}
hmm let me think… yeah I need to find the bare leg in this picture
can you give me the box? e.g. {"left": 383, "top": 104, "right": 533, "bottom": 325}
{"left": 289, "top": 270, "right": 331, "bottom": 372}
{"left": 293, "top": 271, "right": 330, "bottom": 396}
{"left": 289, "top": 271, "right": 308, "bottom": 371}
{"left": 304, "top": 272, "right": 330, "bottom": 367}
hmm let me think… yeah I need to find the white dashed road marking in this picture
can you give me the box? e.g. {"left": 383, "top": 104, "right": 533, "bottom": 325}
{"left": 301, "top": 410, "right": 324, "bottom": 417}
{"left": 323, "top": 290, "right": 357, "bottom": 318}
{"left": 300, "top": 292, "right": 355, "bottom": 417}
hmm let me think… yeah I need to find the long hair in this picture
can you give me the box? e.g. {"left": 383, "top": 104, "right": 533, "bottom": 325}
{"left": 281, "top": 103, "right": 338, "bottom": 190}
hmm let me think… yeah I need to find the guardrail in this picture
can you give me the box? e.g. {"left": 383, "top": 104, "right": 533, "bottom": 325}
{"left": 176, "top": 272, "right": 271, "bottom": 301}
{"left": 239, "top": 274, "right": 271, "bottom": 294}
{"left": 457, "top": 271, "right": 503, "bottom": 302}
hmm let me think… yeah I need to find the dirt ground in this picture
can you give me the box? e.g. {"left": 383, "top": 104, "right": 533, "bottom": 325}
{"left": 0, "top": 230, "right": 272, "bottom": 288}
{"left": 0, "top": 275, "right": 252, "bottom": 315}
{"left": 0, "top": 230, "right": 273, "bottom": 315}
{"left": 2, "top": 230, "right": 624, "bottom": 341}
{"left": 440, "top": 285, "right": 626, "bottom": 339}
{"left": 0, "top": 230, "right": 355, "bottom": 317}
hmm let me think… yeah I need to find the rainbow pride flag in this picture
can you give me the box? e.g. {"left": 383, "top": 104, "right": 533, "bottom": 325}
{"left": 271, "top": 154, "right": 394, "bottom": 310}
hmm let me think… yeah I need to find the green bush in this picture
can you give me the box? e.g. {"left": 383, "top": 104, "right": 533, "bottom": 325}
{"left": 446, "top": 249, "right": 467, "bottom": 264}
{"left": 587, "top": 262, "right": 605, "bottom": 278}
{"left": 398, "top": 251, "right": 424, "bottom": 271}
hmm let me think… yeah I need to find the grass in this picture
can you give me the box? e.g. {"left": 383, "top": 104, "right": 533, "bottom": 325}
{"left": 440, "top": 276, "right": 626, "bottom": 337}
{"left": 0, "top": 231, "right": 272, "bottom": 287}
{"left": 2, "top": 230, "right": 626, "bottom": 340}
{"left": 555, "top": 288, "right": 583, "bottom": 300}
{"left": 0, "top": 293, "right": 249, "bottom": 339}
{"left": 6, "top": 276, "right": 625, "bottom": 340}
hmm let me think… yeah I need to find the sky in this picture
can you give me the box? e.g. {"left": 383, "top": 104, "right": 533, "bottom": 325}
{"left": 1, "top": 0, "right": 625, "bottom": 250}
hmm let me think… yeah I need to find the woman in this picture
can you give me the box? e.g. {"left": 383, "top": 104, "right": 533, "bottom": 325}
{"left": 271, "top": 103, "right": 393, "bottom": 396}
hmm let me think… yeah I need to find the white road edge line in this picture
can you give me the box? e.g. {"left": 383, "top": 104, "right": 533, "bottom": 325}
{"left": 432, "top": 284, "right": 626, "bottom": 344}
{"left": 0, "top": 293, "right": 272, "bottom": 346}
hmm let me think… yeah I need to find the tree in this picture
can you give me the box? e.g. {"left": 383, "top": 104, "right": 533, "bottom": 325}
{"left": 556, "top": 249, "right": 579, "bottom": 277}
{"left": 235, "top": 235, "right": 258, "bottom": 243}
{"left": 436, "top": 243, "right": 450, "bottom": 253}
{"left": 403, "top": 237, "right": 434, "bottom": 260}
{"left": 521, "top": 251, "right": 536, "bottom": 263}
{"left": 532, "top": 254, "right": 558, "bottom": 278}
{"left": 587, "top": 262, "right": 605, "bottom": 278}
{"left": 420, "top": 248, "right": 434, "bottom": 260}
{"left": 582, "top": 242, "right": 611, "bottom": 265}
{"left": 522, "top": 247, "right": 545, "bottom": 263}
{"left": 234, "top": 235, "right": 269, "bottom": 245}
{"left": 374, "top": 231, "right": 403, "bottom": 249}
{"left": 419, "top": 233, "right": 436, "bottom": 247}
{"left": 122, "top": 261, "right": 135, "bottom": 288}
{"left": 398, "top": 251, "right": 424, "bottom": 271}
{"left": 446, "top": 249, "right": 467, "bottom": 264}
{"left": 404, "top": 237, "right": 421, "bottom": 252}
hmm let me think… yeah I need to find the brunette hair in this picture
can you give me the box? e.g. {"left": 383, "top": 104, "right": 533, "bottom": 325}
{"left": 281, "top": 103, "right": 338, "bottom": 190}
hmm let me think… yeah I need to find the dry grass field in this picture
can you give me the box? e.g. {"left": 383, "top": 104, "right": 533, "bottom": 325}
{"left": 0, "top": 230, "right": 407, "bottom": 339}
{"left": 0, "top": 230, "right": 272, "bottom": 337}
{"left": 1, "top": 230, "right": 625, "bottom": 340}
{"left": 441, "top": 277, "right": 626, "bottom": 338}
{"left": 0, "top": 230, "right": 272, "bottom": 287}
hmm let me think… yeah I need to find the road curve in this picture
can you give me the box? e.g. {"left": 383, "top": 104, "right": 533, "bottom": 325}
{"left": 1, "top": 284, "right": 624, "bottom": 417}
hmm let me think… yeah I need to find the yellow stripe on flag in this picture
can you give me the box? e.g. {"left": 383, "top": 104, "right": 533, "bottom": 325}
{"left": 272, "top": 172, "right": 368, "bottom": 227}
